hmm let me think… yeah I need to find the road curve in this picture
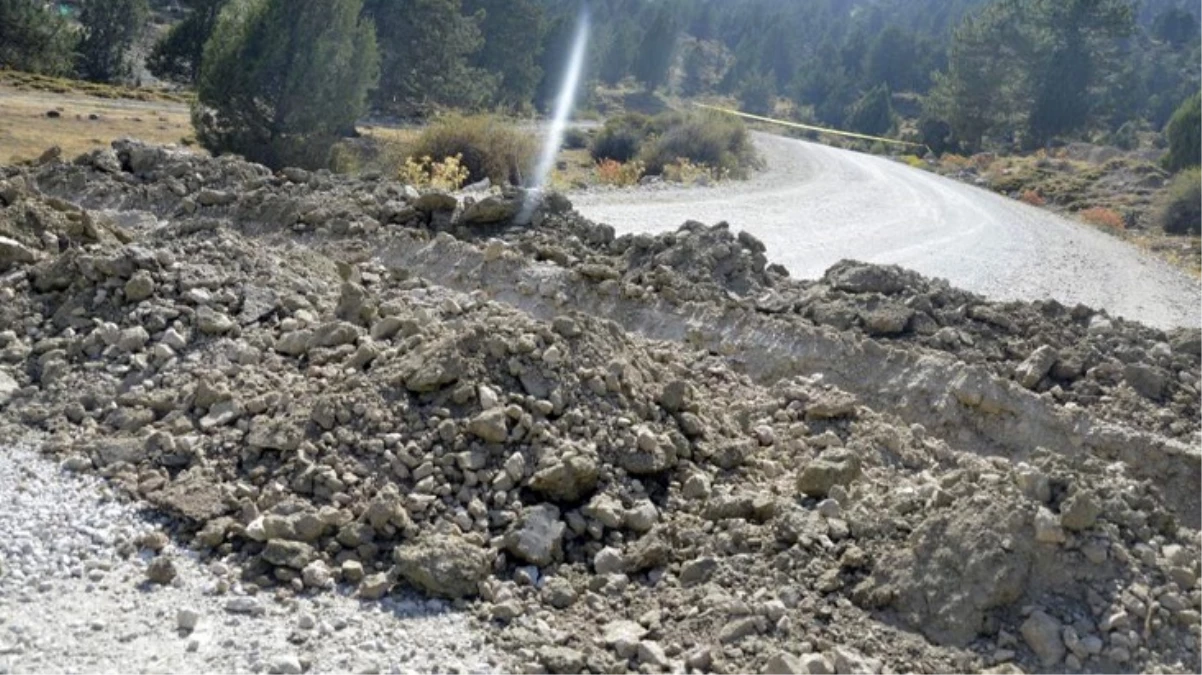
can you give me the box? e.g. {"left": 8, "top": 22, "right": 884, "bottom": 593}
{"left": 570, "top": 133, "right": 1200, "bottom": 330}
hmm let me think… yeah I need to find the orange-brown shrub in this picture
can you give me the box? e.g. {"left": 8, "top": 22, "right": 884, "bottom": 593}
{"left": 1080, "top": 206, "right": 1125, "bottom": 230}
{"left": 1019, "top": 189, "right": 1046, "bottom": 207}
{"left": 595, "top": 159, "right": 645, "bottom": 186}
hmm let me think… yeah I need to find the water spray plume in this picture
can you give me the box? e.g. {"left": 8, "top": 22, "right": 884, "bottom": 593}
{"left": 517, "top": 5, "right": 591, "bottom": 225}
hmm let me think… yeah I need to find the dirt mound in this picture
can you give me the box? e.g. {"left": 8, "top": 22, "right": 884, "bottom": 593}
{"left": 1, "top": 141, "right": 1198, "bottom": 674}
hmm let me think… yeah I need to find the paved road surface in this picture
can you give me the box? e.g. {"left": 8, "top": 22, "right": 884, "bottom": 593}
{"left": 571, "top": 133, "right": 1200, "bottom": 329}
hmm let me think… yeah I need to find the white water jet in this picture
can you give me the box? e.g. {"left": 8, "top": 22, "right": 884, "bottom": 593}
{"left": 517, "top": 5, "right": 591, "bottom": 224}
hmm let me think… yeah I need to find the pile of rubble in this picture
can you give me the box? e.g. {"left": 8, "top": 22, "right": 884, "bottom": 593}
{"left": 1, "top": 141, "right": 1198, "bottom": 674}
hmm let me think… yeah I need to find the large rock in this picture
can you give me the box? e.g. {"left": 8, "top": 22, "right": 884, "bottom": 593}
{"left": 467, "top": 408, "right": 509, "bottom": 443}
{"left": 1123, "top": 363, "right": 1166, "bottom": 400}
{"left": 460, "top": 196, "right": 520, "bottom": 226}
{"left": 311, "top": 320, "right": 360, "bottom": 348}
{"left": 796, "top": 450, "right": 861, "bottom": 498}
{"left": 413, "top": 192, "right": 458, "bottom": 213}
{"left": 1168, "top": 328, "right": 1201, "bottom": 357}
{"left": 826, "top": 262, "right": 906, "bottom": 294}
{"left": 529, "top": 454, "right": 599, "bottom": 502}
{"left": 275, "top": 330, "right": 313, "bottom": 356}
{"left": 261, "top": 539, "right": 315, "bottom": 569}
{"left": 196, "top": 307, "right": 235, "bottom": 335}
{"left": 393, "top": 535, "right": 491, "bottom": 599}
{"left": 1020, "top": 610, "right": 1066, "bottom": 667}
{"left": 1015, "top": 345, "right": 1058, "bottom": 389}
{"left": 0, "top": 235, "right": 39, "bottom": 271}
{"left": 619, "top": 428, "right": 676, "bottom": 475}
{"left": 506, "top": 504, "right": 565, "bottom": 566}
{"left": 0, "top": 369, "right": 19, "bottom": 406}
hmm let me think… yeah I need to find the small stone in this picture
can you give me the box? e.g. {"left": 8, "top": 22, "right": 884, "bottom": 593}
{"left": 1060, "top": 490, "right": 1102, "bottom": 531}
{"left": 358, "top": 573, "right": 391, "bottom": 600}
{"left": 146, "top": 557, "right": 177, "bottom": 585}
{"left": 796, "top": 451, "right": 861, "bottom": 498}
{"left": 302, "top": 560, "right": 332, "bottom": 588}
{"left": 177, "top": 608, "right": 200, "bottom": 632}
{"left": 267, "top": 653, "right": 303, "bottom": 675}
{"left": 682, "top": 473, "right": 712, "bottom": 500}
{"left": 124, "top": 271, "right": 156, "bottom": 303}
{"left": 341, "top": 560, "right": 365, "bottom": 583}
{"left": 765, "top": 651, "right": 830, "bottom": 675}
{"left": 624, "top": 500, "right": 658, "bottom": 533}
{"left": 680, "top": 557, "right": 718, "bottom": 587}
{"left": 507, "top": 504, "right": 565, "bottom": 566}
{"left": 1020, "top": 610, "right": 1065, "bottom": 667}
{"left": 1034, "top": 507, "right": 1066, "bottom": 544}
{"left": 638, "top": 641, "right": 669, "bottom": 668}
{"left": 718, "top": 616, "right": 761, "bottom": 643}
{"left": 594, "top": 547, "right": 624, "bottom": 575}
{"left": 224, "top": 597, "right": 265, "bottom": 616}
{"left": 467, "top": 408, "right": 509, "bottom": 443}
{"left": 196, "top": 307, "right": 235, "bottom": 335}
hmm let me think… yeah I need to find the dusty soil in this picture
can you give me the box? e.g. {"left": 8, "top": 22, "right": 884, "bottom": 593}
{"left": 0, "top": 141, "right": 1199, "bottom": 675}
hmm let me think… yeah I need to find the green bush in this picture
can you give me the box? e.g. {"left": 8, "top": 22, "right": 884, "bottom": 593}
{"left": 1108, "top": 120, "right": 1139, "bottom": 151}
{"left": 590, "top": 113, "right": 653, "bottom": 163}
{"left": 1154, "top": 167, "right": 1201, "bottom": 235}
{"left": 638, "top": 111, "right": 760, "bottom": 178}
{"left": 562, "top": 127, "right": 590, "bottom": 150}
{"left": 1163, "top": 93, "right": 1201, "bottom": 173}
{"left": 194, "top": 0, "right": 379, "bottom": 170}
{"left": 409, "top": 114, "right": 536, "bottom": 185}
{"left": 0, "top": 0, "right": 78, "bottom": 76}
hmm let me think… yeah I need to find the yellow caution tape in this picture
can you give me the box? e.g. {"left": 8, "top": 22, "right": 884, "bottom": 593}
{"left": 692, "top": 102, "right": 928, "bottom": 152}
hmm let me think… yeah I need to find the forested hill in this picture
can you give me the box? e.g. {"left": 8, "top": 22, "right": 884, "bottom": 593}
{"left": 4, "top": 0, "right": 1200, "bottom": 154}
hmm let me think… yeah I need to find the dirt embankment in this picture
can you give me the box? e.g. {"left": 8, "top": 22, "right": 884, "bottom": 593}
{"left": 1, "top": 141, "right": 1199, "bottom": 675}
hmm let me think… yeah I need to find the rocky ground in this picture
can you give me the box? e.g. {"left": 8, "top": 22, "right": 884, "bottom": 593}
{"left": 0, "top": 140, "right": 1199, "bottom": 674}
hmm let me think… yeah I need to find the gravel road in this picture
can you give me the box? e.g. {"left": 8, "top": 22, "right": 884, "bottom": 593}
{"left": 0, "top": 444, "right": 501, "bottom": 675}
{"left": 570, "top": 133, "right": 1201, "bottom": 329}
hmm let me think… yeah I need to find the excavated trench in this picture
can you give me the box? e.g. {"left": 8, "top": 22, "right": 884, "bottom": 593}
{"left": 374, "top": 232, "right": 1201, "bottom": 528}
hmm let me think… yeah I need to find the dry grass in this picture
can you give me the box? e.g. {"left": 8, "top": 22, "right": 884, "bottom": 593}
{"left": 549, "top": 147, "right": 596, "bottom": 190}
{"left": 0, "top": 84, "right": 193, "bottom": 164}
{"left": 0, "top": 70, "right": 191, "bottom": 104}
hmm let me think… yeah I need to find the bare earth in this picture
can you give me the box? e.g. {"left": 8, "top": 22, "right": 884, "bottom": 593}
{"left": 571, "top": 133, "right": 1201, "bottom": 330}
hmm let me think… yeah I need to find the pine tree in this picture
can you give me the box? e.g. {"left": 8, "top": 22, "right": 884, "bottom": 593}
{"left": 0, "top": 0, "right": 76, "bottom": 75}
{"left": 679, "top": 41, "right": 707, "bottom": 97}
{"left": 1151, "top": 5, "right": 1199, "bottom": 48}
{"left": 739, "top": 72, "right": 775, "bottom": 116}
{"left": 147, "top": 0, "right": 227, "bottom": 85}
{"left": 599, "top": 19, "right": 638, "bottom": 86}
{"left": 1025, "top": 0, "right": 1134, "bottom": 147}
{"left": 365, "top": 0, "right": 494, "bottom": 117}
{"left": 1163, "top": 92, "right": 1201, "bottom": 173}
{"left": 464, "top": 0, "right": 545, "bottom": 111}
{"left": 848, "top": 83, "right": 894, "bottom": 136}
{"left": 193, "top": 0, "right": 379, "bottom": 169}
{"left": 632, "top": 10, "right": 676, "bottom": 92}
{"left": 924, "top": 1, "right": 1031, "bottom": 151}
{"left": 76, "top": 0, "right": 149, "bottom": 83}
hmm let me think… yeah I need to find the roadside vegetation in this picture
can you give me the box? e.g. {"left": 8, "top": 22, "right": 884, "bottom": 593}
{"left": 589, "top": 110, "right": 759, "bottom": 185}
{"left": 0, "top": 0, "right": 1196, "bottom": 233}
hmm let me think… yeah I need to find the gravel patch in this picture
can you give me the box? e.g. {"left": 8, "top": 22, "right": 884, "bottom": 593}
{"left": 0, "top": 443, "right": 502, "bottom": 675}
